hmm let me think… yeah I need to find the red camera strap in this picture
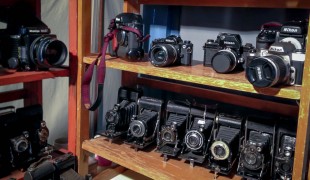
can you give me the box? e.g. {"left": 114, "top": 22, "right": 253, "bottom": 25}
{"left": 82, "top": 20, "right": 149, "bottom": 111}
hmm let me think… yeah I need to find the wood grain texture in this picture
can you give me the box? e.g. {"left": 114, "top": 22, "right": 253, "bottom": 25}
{"left": 23, "top": 80, "right": 42, "bottom": 106}
{"left": 82, "top": 137, "right": 241, "bottom": 180}
{"left": 138, "top": 0, "right": 310, "bottom": 8}
{"left": 293, "top": 19, "right": 310, "bottom": 180}
{"left": 83, "top": 56, "right": 301, "bottom": 100}
{"left": 137, "top": 77, "right": 299, "bottom": 117}
{"left": 93, "top": 166, "right": 127, "bottom": 180}
{"left": 76, "top": 0, "right": 92, "bottom": 176}
{"left": 0, "top": 68, "right": 69, "bottom": 86}
{"left": 68, "top": 0, "right": 78, "bottom": 155}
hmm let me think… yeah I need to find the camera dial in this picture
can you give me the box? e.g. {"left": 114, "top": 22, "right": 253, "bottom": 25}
{"left": 241, "top": 144, "right": 263, "bottom": 170}
{"left": 210, "top": 141, "right": 230, "bottom": 160}
{"left": 185, "top": 130, "right": 204, "bottom": 151}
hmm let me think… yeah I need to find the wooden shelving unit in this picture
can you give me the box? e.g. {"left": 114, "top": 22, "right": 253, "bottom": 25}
{"left": 0, "top": 0, "right": 77, "bottom": 179}
{"left": 75, "top": 0, "right": 310, "bottom": 179}
{"left": 83, "top": 137, "right": 241, "bottom": 180}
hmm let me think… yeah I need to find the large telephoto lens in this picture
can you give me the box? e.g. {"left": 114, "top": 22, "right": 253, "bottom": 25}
{"left": 30, "top": 36, "right": 67, "bottom": 68}
{"left": 149, "top": 44, "right": 178, "bottom": 67}
{"left": 245, "top": 55, "right": 290, "bottom": 87}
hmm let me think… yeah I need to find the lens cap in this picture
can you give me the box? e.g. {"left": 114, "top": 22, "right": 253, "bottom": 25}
{"left": 211, "top": 51, "right": 236, "bottom": 73}
{"left": 246, "top": 57, "right": 281, "bottom": 87}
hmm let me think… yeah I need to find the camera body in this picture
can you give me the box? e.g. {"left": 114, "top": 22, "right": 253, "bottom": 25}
{"left": 24, "top": 150, "right": 77, "bottom": 180}
{"left": 125, "top": 96, "right": 163, "bottom": 150}
{"left": 156, "top": 101, "right": 190, "bottom": 159}
{"left": 237, "top": 116, "right": 276, "bottom": 180}
{"left": 207, "top": 113, "right": 244, "bottom": 175}
{"left": 101, "top": 87, "right": 142, "bottom": 139}
{"left": 246, "top": 21, "right": 308, "bottom": 87}
{"left": 110, "top": 13, "right": 145, "bottom": 61}
{"left": 0, "top": 105, "right": 49, "bottom": 178}
{"left": 0, "top": 14, "right": 67, "bottom": 71}
{"left": 203, "top": 33, "right": 254, "bottom": 73}
{"left": 273, "top": 120, "right": 297, "bottom": 180}
{"left": 181, "top": 106, "right": 214, "bottom": 165}
{"left": 149, "top": 35, "right": 193, "bottom": 67}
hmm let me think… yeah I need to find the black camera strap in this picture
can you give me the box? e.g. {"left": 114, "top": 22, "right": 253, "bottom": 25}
{"left": 82, "top": 19, "right": 149, "bottom": 111}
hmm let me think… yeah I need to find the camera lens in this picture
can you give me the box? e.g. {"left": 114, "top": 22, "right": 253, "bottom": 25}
{"left": 185, "top": 130, "right": 204, "bottom": 150}
{"left": 210, "top": 141, "right": 230, "bottom": 160}
{"left": 11, "top": 136, "right": 29, "bottom": 153}
{"left": 245, "top": 55, "right": 289, "bottom": 87}
{"left": 130, "top": 120, "right": 145, "bottom": 138}
{"left": 105, "top": 110, "right": 120, "bottom": 124}
{"left": 161, "top": 127, "right": 176, "bottom": 143}
{"left": 211, "top": 50, "right": 238, "bottom": 73}
{"left": 242, "top": 145, "right": 263, "bottom": 170}
{"left": 149, "top": 44, "right": 178, "bottom": 67}
{"left": 280, "top": 162, "right": 292, "bottom": 172}
{"left": 244, "top": 153, "right": 257, "bottom": 165}
{"left": 30, "top": 36, "right": 67, "bottom": 68}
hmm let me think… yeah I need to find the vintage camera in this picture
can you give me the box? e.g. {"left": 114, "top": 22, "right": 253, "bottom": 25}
{"left": 0, "top": 105, "right": 48, "bottom": 178}
{"left": 207, "top": 113, "right": 244, "bottom": 175}
{"left": 203, "top": 33, "right": 254, "bottom": 73}
{"left": 237, "top": 116, "right": 276, "bottom": 180}
{"left": 181, "top": 106, "right": 215, "bottom": 166}
{"left": 156, "top": 101, "right": 190, "bottom": 160}
{"left": 149, "top": 35, "right": 193, "bottom": 67}
{"left": 24, "top": 150, "right": 77, "bottom": 180}
{"left": 273, "top": 120, "right": 297, "bottom": 180}
{"left": 101, "top": 87, "right": 142, "bottom": 139}
{"left": 125, "top": 96, "right": 163, "bottom": 150}
{"left": 109, "top": 13, "right": 145, "bottom": 60}
{"left": 0, "top": 10, "right": 67, "bottom": 71}
{"left": 245, "top": 21, "right": 308, "bottom": 87}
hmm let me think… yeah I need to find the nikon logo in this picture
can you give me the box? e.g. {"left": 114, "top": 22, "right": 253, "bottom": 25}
{"left": 224, "top": 41, "right": 235, "bottom": 45}
{"left": 269, "top": 46, "right": 284, "bottom": 52}
{"left": 256, "top": 66, "right": 263, "bottom": 80}
{"left": 283, "top": 28, "right": 298, "bottom": 33}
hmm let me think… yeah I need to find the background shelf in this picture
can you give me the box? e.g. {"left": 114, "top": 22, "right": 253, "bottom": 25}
{"left": 83, "top": 56, "right": 301, "bottom": 100}
{"left": 82, "top": 137, "right": 241, "bottom": 180}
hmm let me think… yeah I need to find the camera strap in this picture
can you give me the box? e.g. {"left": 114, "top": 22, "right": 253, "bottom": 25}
{"left": 82, "top": 19, "right": 149, "bottom": 111}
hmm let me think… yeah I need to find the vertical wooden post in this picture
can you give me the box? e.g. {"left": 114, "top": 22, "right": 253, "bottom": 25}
{"left": 292, "top": 13, "right": 310, "bottom": 180}
{"left": 76, "top": 0, "right": 92, "bottom": 176}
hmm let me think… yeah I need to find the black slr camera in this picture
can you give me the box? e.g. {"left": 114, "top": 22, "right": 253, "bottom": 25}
{"left": 156, "top": 101, "right": 190, "bottom": 160}
{"left": 207, "top": 113, "right": 244, "bottom": 175}
{"left": 237, "top": 116, "right": 276, "bottom": 180}
{"left": 273, "top": 120, "right": 296, "bottom": 180}
{"left": 0, "top": 105, "right": 49, "bottom": 178}
{"left": 0, "top": 8, "right": 67, "bottom": 71}
{"left": 203, "top": 33, "right": 254, "bottom": 73}
{"left": 101, "top": 87, "right": 142, "bottom": 139}
{"left": 181, "top": 106, "right": 214, "bottom": 166}
{"left": 110, "top": 13, "right": 145, "bottom": 60}
{"left": 245, "top": 20, "right": 308, "bottom": 87}
{"left": 149, "top": 35, "right": 193, "bottom": 67}
{"left": 125, "top": 96, "right": 163, "bottom": 150}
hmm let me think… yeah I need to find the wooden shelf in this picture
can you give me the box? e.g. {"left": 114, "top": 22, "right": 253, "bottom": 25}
{"left": 83, "top": 56, "right": 301, "bottom": 100}
{"left": 138, "top": 0, "right": 310, "bottom": 8}
{"left": 0, "top": 170, "right": 24, "bottom": 180}
{"left": 0, "top": 68, "right": 69, "bottom": 86}
{"left": 82, "top": 137, "right": 241, "bottom": 180}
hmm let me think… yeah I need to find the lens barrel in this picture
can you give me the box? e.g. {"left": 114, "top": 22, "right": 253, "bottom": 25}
{"left": 149, "top": 44, "right": 178, "bottom": 67}
{"left": 30, "top": 36, "right": 67, "bottom": 69}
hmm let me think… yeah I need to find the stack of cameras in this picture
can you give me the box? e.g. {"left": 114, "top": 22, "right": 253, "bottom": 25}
{"left": 0, "top": 105, "right": 49, "bottom": 178}
{"left": 0, "top": 6, "right": 68, "bottom": 71}
{"left": 147, "top": 20, "right": 308, "bottom": 88}
{"left": 103, "top": 88, "right": 297, "bottom": 179}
